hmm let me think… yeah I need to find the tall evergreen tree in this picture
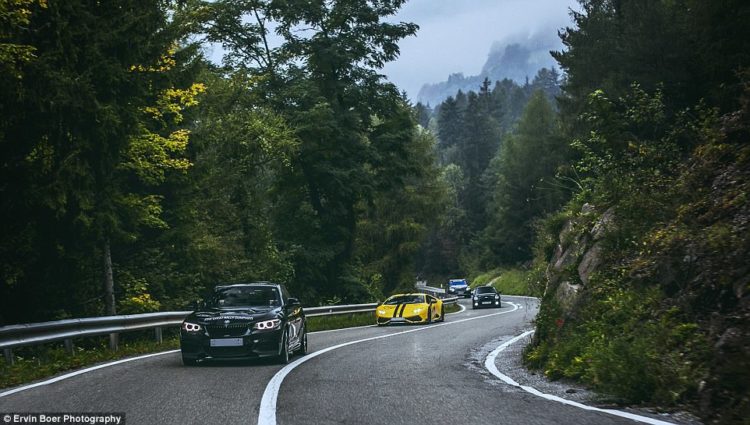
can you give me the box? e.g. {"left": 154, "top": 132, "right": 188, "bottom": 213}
{"left": 0, "top": 0, "right": 198, "bottom": 322}
{"left": 480, "top": 90, "right": 568, "bottom": 265}
{"left": 459, "top": 78, "right": 501, "bottom": 234}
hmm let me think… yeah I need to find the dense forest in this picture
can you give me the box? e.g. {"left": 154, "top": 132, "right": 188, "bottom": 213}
{"left": 416, "top": 1, "right": 750, "bottom": 422}
{"left": 1, "top": 0, "right": 749, "bottom": 421}
{"left": 414, "top": 68, "right": 565, "bottom": 280}
{"left": 0, "top": 0, "right": 443, "bottom": 323}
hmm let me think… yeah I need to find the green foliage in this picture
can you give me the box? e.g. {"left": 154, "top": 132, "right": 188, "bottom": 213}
{"left": 470, "top": 270, "right": 500, "bottom": 287}
{"left": 0, "top": 0, "right": 202, "bottom": 323}
{"left": 526, "top": 2, "right": 750, "bottom": 415}
{"left": 490, "top": 269, "right": 533, "bottom": 296}
{"left": 0, "top": 0, "right": 47, "bottom": 77}
{"left": 478, "top": 91, "right": 570, "bottom": 266}
{"left": 527, "top": 283, "right": 709, "bottom": 405}
{"left": 306, "top": 312, "right": 376, "bottom": 333}
{"left": 0, "top": 332, "right": 179, "bottom": 389}
{"left": 471, "top": 268, "right": 539, "bottom": 296}
{"left": 116, "top": 272, "right": 161, "bottom": 314}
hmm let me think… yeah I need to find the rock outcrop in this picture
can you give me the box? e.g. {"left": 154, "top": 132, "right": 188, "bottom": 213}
{"left": 544, "top": 204, "right": 615, "bottom": 314}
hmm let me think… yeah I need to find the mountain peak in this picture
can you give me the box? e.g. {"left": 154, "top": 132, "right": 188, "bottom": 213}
{"left": 417, "top": 32, "right": 561, "bottom": 106}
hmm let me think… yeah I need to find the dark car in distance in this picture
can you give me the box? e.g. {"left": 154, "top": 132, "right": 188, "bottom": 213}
{"left": 472, "top": 286, "right": 501, "bottom": 309}
{"left": 180, "top": 282, "right": 306, "bottom": 365}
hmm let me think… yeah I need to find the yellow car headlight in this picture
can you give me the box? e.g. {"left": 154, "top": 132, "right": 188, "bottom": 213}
{"left": 412, "top": 308, "right": 422, "bottom": 314}
{"left": 377, "top": 309, "right": 386, "bottom": 315}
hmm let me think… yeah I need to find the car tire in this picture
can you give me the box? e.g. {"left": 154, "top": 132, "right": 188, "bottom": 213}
{"left": 438, "top": 305, "right": 445, "bottom": 322}
{"left": 298, "top": 326, "right": 308, "bottom": 356}
{"left": 182, "top": 353, "right": 198, "bottom": 366}
{"left": 278, "top": 330, "right": 290, "bottom": 364}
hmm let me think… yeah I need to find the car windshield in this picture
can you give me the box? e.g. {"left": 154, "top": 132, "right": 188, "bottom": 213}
{"left": 449, "top": 280, "right": 466, "bottom": 286}
{"left": 474, "top": 287, "right": 496, "bottom": 294}
{"left": 384, "top": 295, "right": 425, "bottom": 305}
{"left": 209, "top": 286, "right": 280, "bottom": 308}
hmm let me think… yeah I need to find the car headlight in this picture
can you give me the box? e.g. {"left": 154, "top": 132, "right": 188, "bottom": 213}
{"left": 412, "top": 308, "right": 422, "bottom": 314}
{"left": 182, "top": 322, "right": 202, "bottom": 332}
{"left": 254, "top": 319, "right": 282, "bottom": 330}
{"left": 473, "top": 296, "right": 478, "bottom": 300}
{"left": 377, "top": 309, "right": 386, "bottom": 315}
{"left": 495, "top": 294, "right": 500, "bottom": 299}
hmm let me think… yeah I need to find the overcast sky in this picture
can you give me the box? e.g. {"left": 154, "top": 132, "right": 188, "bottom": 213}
{"left": 382, "top": 0, "right": 579, "bottom": 99}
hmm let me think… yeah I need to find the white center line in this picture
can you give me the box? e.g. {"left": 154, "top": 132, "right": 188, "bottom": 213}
{"left": 257, "top": 302, "right": 521, "bottom": 425}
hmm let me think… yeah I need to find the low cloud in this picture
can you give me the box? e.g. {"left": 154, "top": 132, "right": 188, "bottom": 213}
{"left": 383, "top": 0, "right": 579, "bottom": 99}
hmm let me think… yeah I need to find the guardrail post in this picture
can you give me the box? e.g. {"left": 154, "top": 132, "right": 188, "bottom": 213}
{"left": 154, "top": 327, "right": 163, "bottom": 344}
{"left": 64, "top": 338, "right": 75, "bottom": 356}
{"left": 108, "top": 333, "right": 119, "bottom": 351}
{"left": 4, "top": 348, "right": 13, "bottom": 365}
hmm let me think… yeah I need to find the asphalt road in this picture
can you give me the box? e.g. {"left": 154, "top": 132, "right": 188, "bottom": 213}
{"left": 0, "top": 297, "right": 660, "bottom": 425}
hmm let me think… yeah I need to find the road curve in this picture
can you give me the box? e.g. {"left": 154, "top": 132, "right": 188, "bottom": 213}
{"left": 0, "top": 297, "right": 661, "bottom": 425}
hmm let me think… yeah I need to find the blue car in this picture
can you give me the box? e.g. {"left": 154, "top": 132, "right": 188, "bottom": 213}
{"left": 447, "top": 278, "right": 471, "bottom": 298}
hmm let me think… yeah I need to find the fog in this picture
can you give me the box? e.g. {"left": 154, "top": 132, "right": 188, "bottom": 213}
{"left": 382, "top": 0, "right": 580, "bottom": 99}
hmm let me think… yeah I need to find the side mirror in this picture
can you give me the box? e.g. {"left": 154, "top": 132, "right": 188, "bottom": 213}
{"left": 287, "top": 297, "right": 301, "bottom": 307}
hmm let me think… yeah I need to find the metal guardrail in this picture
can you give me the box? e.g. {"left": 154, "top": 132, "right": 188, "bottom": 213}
{"left": 304, "top": 303, "right": 379, "bottom": 317}
{"left": 0, "top": 295, "right": 460, "bottom": 365}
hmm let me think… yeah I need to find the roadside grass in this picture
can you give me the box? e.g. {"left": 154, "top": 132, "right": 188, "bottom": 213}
{"left": 471, "top": 269, "right": 502, "bottom": 287}
{"left": 443, "top": 303, "right": 462, "bottom": 314}
{"left": 2, "top": 301, "right": 466, "bottom": 390}
{"left": 490, "top": 269, "right": 531, "bottom": 295}
{"left": 471, "top": 268, "right": 539, "bottom": 296}
{"left": 0, "top": 331, "right": 180, "bottom": 390}
{"left": 307, "top": 311, "right": 376, "bottom": 332}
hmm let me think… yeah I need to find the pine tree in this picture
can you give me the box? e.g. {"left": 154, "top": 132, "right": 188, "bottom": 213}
{"left": 481, "top": 91, "right": 568, "bottom": 265}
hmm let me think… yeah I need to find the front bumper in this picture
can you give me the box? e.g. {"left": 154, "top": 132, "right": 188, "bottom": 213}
{"left": 448, "top": 287, "right": 470, "bottom": 296}
{"left": 472, "top": 298, "right": 501, "bottom": 308}
{"left": 376, "top": 313, "right": 428, "bottom": 325}
{"left": 180, "top": 329, "right": 283, "bottom": 361}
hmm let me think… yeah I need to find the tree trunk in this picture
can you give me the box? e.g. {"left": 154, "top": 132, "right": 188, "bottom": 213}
{"left": 102, "top": 237, "right": 116, "bottom": 316}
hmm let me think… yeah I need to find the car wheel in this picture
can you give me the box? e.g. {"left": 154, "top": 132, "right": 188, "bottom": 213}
{"left": 438, "top": 305, "right": 445, "bottom": 322}
{"left": 182, "top": 353, "right": 198, "bottom": 366}
{"left": 278, "top": 331, "right": 290, "bottom": 364}
{"left": 298, "top": 326, "right": 308, "bottom": 356}
{"left": 426, "top": 307, "right": 432, "bottom": 324}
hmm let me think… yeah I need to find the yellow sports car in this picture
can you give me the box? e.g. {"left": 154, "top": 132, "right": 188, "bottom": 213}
{"left": 376, "top": 293, "right": 444, "bottom": 325}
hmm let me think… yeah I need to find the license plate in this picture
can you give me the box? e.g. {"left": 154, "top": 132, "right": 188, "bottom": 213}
{"left": 481, "top": 301, "right": 492, "bottom": 305}
{"left": 210, "top": 338, "right": 243, "bottom": 347}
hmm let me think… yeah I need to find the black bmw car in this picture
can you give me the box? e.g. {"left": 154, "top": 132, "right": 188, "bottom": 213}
{"left": 180, "top": 282, "right": 306, "bottom": 365}
{"left": 471, "top": 286, "right": 502, "bottom": 309}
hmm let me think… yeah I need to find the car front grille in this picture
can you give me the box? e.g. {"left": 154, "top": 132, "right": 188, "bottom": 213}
{"left": 206, "top": 324, "right": 250, "bottom": 337}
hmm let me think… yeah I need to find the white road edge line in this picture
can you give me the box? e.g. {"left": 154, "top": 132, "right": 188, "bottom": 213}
{"left": 484, "top": 331, "right": 677, "bottom": 425}
{"left": 257, "top": 302, "right": 522, "bottom": 425}
{"left": 0, "top": 349, "right": 180, "bottom": 398}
